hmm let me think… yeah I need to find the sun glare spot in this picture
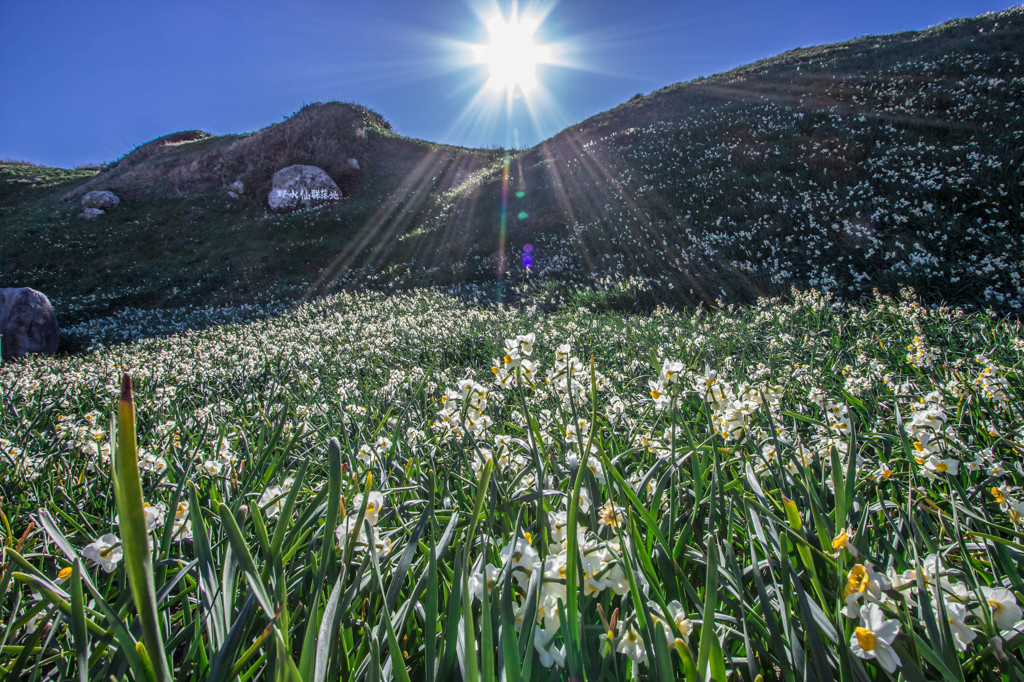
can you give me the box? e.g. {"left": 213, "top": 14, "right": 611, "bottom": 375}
{"left": 474, "top": 14, "right": 551, "bottom": 95}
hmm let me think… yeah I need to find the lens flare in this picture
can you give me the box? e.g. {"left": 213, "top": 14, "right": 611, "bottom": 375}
{"left": 522, "top": 243, "right": 533, "bottom": 269}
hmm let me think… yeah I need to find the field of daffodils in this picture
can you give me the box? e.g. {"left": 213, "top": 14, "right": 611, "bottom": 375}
{"left": 1, "top": 287, "right": 1023, "bottom": 680}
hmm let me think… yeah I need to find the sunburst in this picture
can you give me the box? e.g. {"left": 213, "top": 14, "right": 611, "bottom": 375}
{"left": 474, "top": 14, "right": 552, "bottom": 95}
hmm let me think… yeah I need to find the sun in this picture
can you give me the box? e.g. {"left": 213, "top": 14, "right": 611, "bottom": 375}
{"left": 474, "top": 14, "right": 551, "bottom": 95}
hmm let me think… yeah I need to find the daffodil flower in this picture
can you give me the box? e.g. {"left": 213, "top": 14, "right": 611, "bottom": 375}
{"left": 843, "top": 562, "right": 891, "bottom": 617}
{"left": 979, "top": 586, "right": 1023, "bottom": 631}
{"left": 850, "top": 603, "right": 901, "bottom": 673}
{"left": 82, "top": 534, "right": 123, "bottom": 573}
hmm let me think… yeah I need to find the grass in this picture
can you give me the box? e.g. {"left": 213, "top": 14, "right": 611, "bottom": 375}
{"left": 1, "top": 286, "right": 1024, "bottom": 679}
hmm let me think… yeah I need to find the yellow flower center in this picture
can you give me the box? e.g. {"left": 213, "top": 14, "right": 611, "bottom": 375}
{"left": 832, "top": 530, "right": 848, "bottom": 550}
{"left": 845, "top": 565, "right": 869, "bottom": 597}
{"left": 504, "top": 354, "right": 513, "bottom": 364}
{"left": 992, "top": 487, "right": 1005, "bottom": 504}
{"left": 58, "top": 567, "right": 73, "bottom": 580}
{"left": 855, "top": 627, "right": 876, "bottom": 652}
{"left": 650, "top": 389, "right": 661, "bottom": 400}
{"left": 936, "top": 461, "right": 948, "bottom": 473}
{"left": 989, "top": 599, "right": 1003, "bottom": 613}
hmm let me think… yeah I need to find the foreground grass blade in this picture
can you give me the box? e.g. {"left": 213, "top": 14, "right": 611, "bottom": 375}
{"left": 68, "top": 560, "right": 89, "bottom": 682}
{"left": 368, "top": 529, "right": 413, "bottom": 682}
{"left": 299, "top": 437, "right": 343, "bottom": 678}
{"left": 114, "top": 373, "right": 173, "bottom": 682}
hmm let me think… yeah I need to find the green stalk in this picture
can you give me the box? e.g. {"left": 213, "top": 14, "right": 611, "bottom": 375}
{"left": 115, "top": 373, "right": 173, "bottom": 682}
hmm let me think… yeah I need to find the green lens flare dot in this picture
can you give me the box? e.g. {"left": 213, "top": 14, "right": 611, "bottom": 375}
{"left": 515, "top": 191, "right": 525, "bottom": 198}
{"left": 517, "top": 211, "right": 529, "bottom": 220}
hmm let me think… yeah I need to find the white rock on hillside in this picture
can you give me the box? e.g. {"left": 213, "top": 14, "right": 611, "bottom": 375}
{"left": 81, "top": 190, "right": 120, "bottom": 211}
{"left": 227, "top": 179, "right": 244, "bottom": 199}
{"left": 267, "top": 165, "right": 342, "bottom": 213}
{"left": 80, "top": 207, "right": 105, "bottom": 220}
{"left": 0, "top": 288, "right": 60, "bottom": 362}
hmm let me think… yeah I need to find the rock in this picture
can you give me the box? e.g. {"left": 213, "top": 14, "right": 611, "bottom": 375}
{"left": 227, "top": 180, "right": 244, "bottom": 199}
{"left": 0, "top": 288, "right": 59, "bottom": 362}
{"left": 267, "top": 165, "right": 342, "bottom": 213}
{"left": 347, "top": 158, "right": 360, "bottom": 170}
{"left": 80, "top": 207, "right": 106, "bottom": 220}
{"left": 82, "top": 190, "right": 120, "bottom": 211}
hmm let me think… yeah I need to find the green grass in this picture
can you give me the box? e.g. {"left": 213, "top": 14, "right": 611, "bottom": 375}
{"left": 2, "top": 286, "right": 1023, "bottom": 679}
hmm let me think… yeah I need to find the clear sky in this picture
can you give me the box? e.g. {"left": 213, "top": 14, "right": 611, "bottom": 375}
{"left": 1, "top": 0, "right": 1020, "bottom": 168}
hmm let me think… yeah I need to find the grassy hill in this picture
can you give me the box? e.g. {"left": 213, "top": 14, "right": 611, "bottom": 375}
{"left": 1, "top": 6, "right": 1023, "bottom": 340}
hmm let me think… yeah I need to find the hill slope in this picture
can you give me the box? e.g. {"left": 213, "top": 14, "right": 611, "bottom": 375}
{"left": 1, "top": 6, "right": 1023, "bottom": 336}
{"left": 403, "top": 8, "right": 1024, "bottom": 308}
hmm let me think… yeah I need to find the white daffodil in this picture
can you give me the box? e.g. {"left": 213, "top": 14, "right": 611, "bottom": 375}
{"left": 923, "top": 454, "right": 959, "bottom": 477}
{"left": 660, "top": 359, "right": 684, "bottom": 385}
{"left": 648, "top": 380, "right": 670, "bottom": 410}
{"left": 500, "top": 535, "right": 540, "bottom": 579}
{"left": 82, "top": 534, "right": 123, "bottom": 573}
{"left": 468, "top": 563, "right": 500, "bottom": 602}
{"left": 258, "top": 476, "right": 295, "bottom": 519}
{"left": 980, "top": 586, "right": 1023, "bottom": 631}
{"left": 850, "top": 603, "right": 901, "bottom": 674}
{"left": 548, "top": 510, "right": 574, "bottom": 545}
{"left": 575, "top": 487, "right": 592, "bottom": 515}
{"left": 652, "top": 599, "right": 692, "bottom": 644}
{"left": 353, "top": 491, "right": 385, "bottom": 526}
{"left": 516, "top": 332, "right": 535, "bottom": 356}
{"left": 598, "top": 501, "right": 625, "bottom": 530}
{"left": 944, "top": 599, "right": 977, "bottom": 652}
{"left": 142, "top": 502, "right": 166, "bottom": 531}
{"left": 613, "top": 621, "right": 649, "bottom": 666}
{"left": 585, "top": 458, "right": 606, "bottom": 485}
{"left": 540, "top": 552, "right": 569, "bottom": 607}
{"left": 533, "top": 620, "right": 565, "bottom": 668}
{"left": 202, "top": 459, "right": 224, "bottom": 477}
{"left": 172, "top": 500, "right": 193, "bottom": 542}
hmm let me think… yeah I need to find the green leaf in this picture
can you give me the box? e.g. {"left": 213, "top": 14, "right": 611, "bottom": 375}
{"left": 696, "top": 542, "right": 720, "bottom": 680}
{"left": 114, "top": 374, "right": 172, "bottom": 682}
{"left": 299, "top": 438, "right": 344, "bottom": 678}
{"left": 68, "top": 560, "right": 90, "bottom": 682}
{"left": 368, "top": 525, "right": 413, "bottom": 682}
{"left": 216, "top": 500, "right": 276, "bottom": 622}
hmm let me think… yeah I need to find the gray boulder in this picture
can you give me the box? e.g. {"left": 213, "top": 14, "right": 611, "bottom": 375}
{"left": 267, "top": 165, "right": 342, "bottom": 213}
{"left": 0, "top": 288, "right": 59, "bottom": 362}
{"left": 80, "top": 207, "right": 106, "bottom": 220}
{"left": 82, "top": 190, "right": 120, "bottom": 211}
{"left": 227, "top": 179, "right": 245, "bottom": 199}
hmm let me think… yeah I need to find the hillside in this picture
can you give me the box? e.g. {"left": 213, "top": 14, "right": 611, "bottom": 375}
{"left": 405, "top": 8, "right": 1024, "bottom": 307}
{"left": 1, "top": 6, "right": 1023, "bottom": 340}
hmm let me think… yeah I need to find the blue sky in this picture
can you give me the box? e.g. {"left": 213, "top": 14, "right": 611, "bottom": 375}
{"left": 1, "top": 0, "right": 1020, "bottom": 168}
